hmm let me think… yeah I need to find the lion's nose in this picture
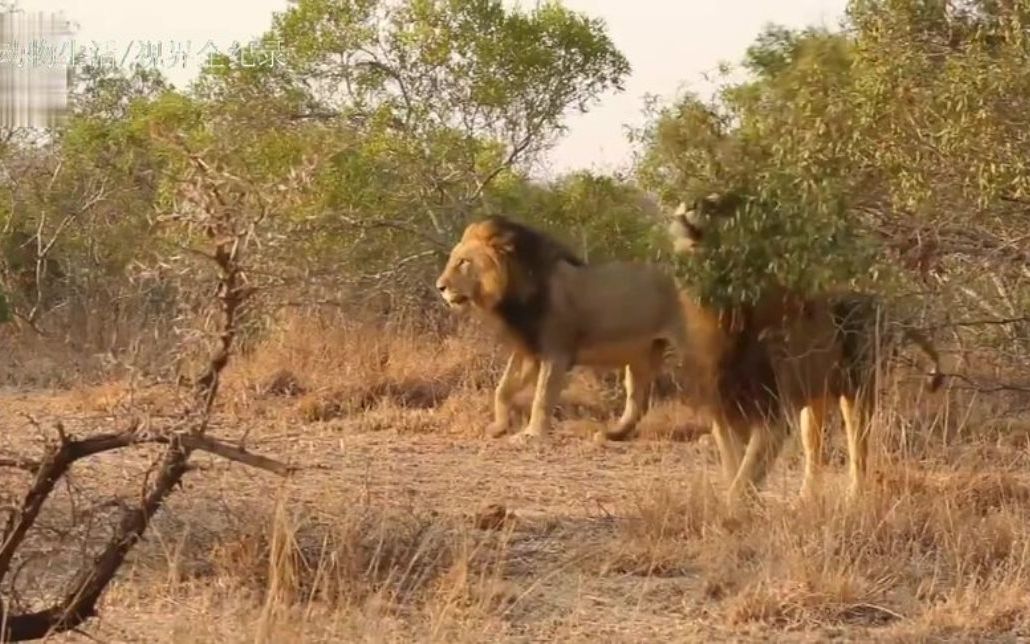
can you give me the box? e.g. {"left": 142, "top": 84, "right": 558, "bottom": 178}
{"left": 436, "top": 282, "right": 446, "bottom": 292}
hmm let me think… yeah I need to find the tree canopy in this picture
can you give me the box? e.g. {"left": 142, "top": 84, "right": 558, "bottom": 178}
{"left": 0, "top": 0, "right": 1027, "bottom": 361}
{"left": 634, "top": 0, "right": 1030, "bottom": 313}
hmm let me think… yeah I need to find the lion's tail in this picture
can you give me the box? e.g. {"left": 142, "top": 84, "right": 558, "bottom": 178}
{"left": 902, "top": 327, "right": 945, "bottom": 392}
{"left": 832, "top": 294, "right": 945, "bottom": 394}
{"left": 658, "top": 337, "right": 682, "bottom": 370}
{"left": 658, "top": 309, "right": 692, "bottom": 374}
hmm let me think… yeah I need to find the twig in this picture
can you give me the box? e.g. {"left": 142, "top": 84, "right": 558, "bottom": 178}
{"left": 334, "top": 211, "right": 449, "bottom": 250}
{"left": 178, "top": 434, "right": 296, "bottom": 477}
{"left": 468, "top": 132, "right": 534, "bottom": 204}
{"left": 925, "top": 315, "right": 1030, "bottom": 331}
{"left": 937, "top": 372, "right": 1030, "bottom": 395}
{"left": 0, "top": 457, "right": 41, "bottom": 474}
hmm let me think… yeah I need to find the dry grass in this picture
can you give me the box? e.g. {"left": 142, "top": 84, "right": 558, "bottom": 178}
{"left": 196, "top": 500, "right": 516, "bottom": 641}
{"left": 590, "top": 466, "right": 1030, "bottom": 635}
{"left": 228, "top": 314, "right": 498, "bottom": 424}
{"left": 3, "top": 312, "right": 1030, "bottom": 642}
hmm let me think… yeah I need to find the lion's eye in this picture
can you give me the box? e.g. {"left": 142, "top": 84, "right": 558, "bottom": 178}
{"left": 457, "top": 258, "right": 470, "bottom": 268}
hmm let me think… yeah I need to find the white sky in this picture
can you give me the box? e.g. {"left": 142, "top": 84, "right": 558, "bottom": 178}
{"left": 17, "top": 0, "right": 847, "bottom": 176}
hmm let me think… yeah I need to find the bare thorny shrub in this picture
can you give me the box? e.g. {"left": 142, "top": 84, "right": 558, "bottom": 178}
{"left": 0, "top": 128, "right": 185, "bottom": 386}
{"left": 0, "top": 140, "right": 300, "bottom": 640}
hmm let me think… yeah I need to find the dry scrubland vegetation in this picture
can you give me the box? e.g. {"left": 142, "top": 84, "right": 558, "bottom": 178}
{"left": 3, "top": 0, "right": 1030, "bottom": 641}
{"left": 3, "top": 312, "right": 1030, "bottom": 642}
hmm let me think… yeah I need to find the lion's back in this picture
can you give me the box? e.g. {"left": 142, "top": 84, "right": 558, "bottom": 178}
{"left": 552, "top": 261, "right": 684, "bottom": 342}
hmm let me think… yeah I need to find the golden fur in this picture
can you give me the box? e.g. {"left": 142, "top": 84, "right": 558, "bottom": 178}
{"left": 436, "top": 215, "right": 688, "bottom": 444}
{"left": 666, "top": 198, "right": 944, "bottom": 506}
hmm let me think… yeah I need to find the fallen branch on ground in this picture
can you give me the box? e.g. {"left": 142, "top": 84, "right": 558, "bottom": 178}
{"left": 0, "top": 143, "right": 295, "bottom": 642}
{"left": 0, "top": 428, "right": 296, "bottom": 478}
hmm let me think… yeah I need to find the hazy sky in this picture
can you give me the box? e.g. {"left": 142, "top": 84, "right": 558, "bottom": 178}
{"left": 20, "top": 0, "right": 847, "bottom": 176}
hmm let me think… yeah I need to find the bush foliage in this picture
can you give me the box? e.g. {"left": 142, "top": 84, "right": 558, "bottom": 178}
{"left": 0, "top": 0, "right": 1026, "bottom": 369}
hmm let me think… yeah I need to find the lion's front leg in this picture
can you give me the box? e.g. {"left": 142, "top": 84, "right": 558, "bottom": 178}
{"left": 727, "top": 422, "right": 788, "bottom": 509}
{"left": 510, "top": 354, "right": 569, "bottom": 445}
{"left": 487, "top": 352, "right": 537, "bottom": 437}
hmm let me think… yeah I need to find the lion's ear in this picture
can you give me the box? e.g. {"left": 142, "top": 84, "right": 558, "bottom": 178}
{"left": 488, "top": 228, "right": 518, "bottom": 256}
{"left": 698, "top": 191, "right": 742, "bottom": 217}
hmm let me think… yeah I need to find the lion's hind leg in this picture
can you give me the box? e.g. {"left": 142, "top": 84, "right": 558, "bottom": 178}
{"left": 711, "top": 414, "right": 747, "bottom": 484}
{"left": 840, "top": 392, "right": 872, "bottom": 501}
{"left": 799, "top": 399, "right": 828, "bottom": 499}
{"left": 597, "top": 357, "right": 654, "bottom": 442}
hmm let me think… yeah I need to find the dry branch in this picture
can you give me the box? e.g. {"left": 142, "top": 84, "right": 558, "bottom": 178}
{"left": 0, "top": 430, "right": 293, "bottom": 641}
{"left": 0, "top": 145, "right": 286, "bottom": 641}
{"left": 926, "top": 315, "right": 1030, "bottom": 331}
{"left": 0, "top": 429, "right": 294, "bottom": 478}
{"left": 1, "top": 438, "right": 191, "bottom": 641}
{"left": 178, "top": 434, "right": 295, "bottom": 476}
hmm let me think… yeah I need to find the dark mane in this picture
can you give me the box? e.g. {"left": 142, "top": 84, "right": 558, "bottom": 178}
{"left": 483, "top": 216, "right": 584, "bottom": 355}
{"left": 483, "top": 215, "right": 584, "bottom": 269}
{"left": 715, "top": 308, "right": 780, "bottom": 424}
{"left": 830, "top": 292, "right": 878, "bottom": 393}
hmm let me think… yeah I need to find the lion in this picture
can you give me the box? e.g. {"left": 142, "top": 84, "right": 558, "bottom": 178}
{"left": 435, "top": 215, "right": 688, "bottom": 444}
{"left": 666, "top": 195, "right": 945, "bottom": 505}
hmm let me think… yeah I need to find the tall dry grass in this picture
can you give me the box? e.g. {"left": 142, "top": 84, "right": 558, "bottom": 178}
{"left": 585, "top": 389, "right": 1030, "bottom": 639}
{"left": 217, "top": 311, "right": 703, "bottom": 440}
{"left": 99, "top": 492, "right": 520, "bottom": 644}
{"left": 4, "top": 310, "right": 1030, "bottom": 641}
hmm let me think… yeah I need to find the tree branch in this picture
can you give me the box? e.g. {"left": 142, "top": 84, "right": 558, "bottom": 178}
{"left": 0, "top": 144, "right": 283, "bottom": 642}
{"left": 178, "top": 434, "right": 296, "bottom": 477}
{"left": 0, "top": 430, "right": 294, "bottom": 479}
{"left": 925, "top": 315, "right": 1030, "bottom": 331}
{"left": 334, "top": 212, "right": 449, "bottom": 250}
{"left": 1, "top": 437, "right": 192, "bottom": 641}
{"left": 467, "top": 132, "right": 535, "bottom": 205}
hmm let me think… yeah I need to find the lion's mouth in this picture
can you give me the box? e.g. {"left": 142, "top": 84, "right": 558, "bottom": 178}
{"left": 446, "top": 294, "right": 470, "bottom": 307}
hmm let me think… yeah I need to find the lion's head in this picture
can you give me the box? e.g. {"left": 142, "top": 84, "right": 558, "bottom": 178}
{"left": 436, "top": 215, "right": 583, "bottom": 314}
{"left": 435, "top": 223, "right": 503, "bottom": 311}
{"left": 666, "top": 192, "right": 743, "bottom": 255}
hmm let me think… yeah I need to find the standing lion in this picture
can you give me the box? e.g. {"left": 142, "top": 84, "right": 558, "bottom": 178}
{"left": 666, "top": 195, "right": 945, "bottom": 506}
{"left": 436, "top": 215, "right": 688, "bottom": 444}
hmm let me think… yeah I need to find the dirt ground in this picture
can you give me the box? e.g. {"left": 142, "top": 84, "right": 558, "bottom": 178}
{"left": 1, "top": 386, "right": 725, "bottom": 642}
{"left": 3, "top": 327, "right": 1030, "bottom": 643}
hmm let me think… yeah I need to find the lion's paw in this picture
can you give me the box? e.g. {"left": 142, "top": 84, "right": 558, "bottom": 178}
{"left": 486, "top": 421, "right": 510, "bottom": 438}
{"left": 508, "top": 429, "right": 546, "bottom": 446}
